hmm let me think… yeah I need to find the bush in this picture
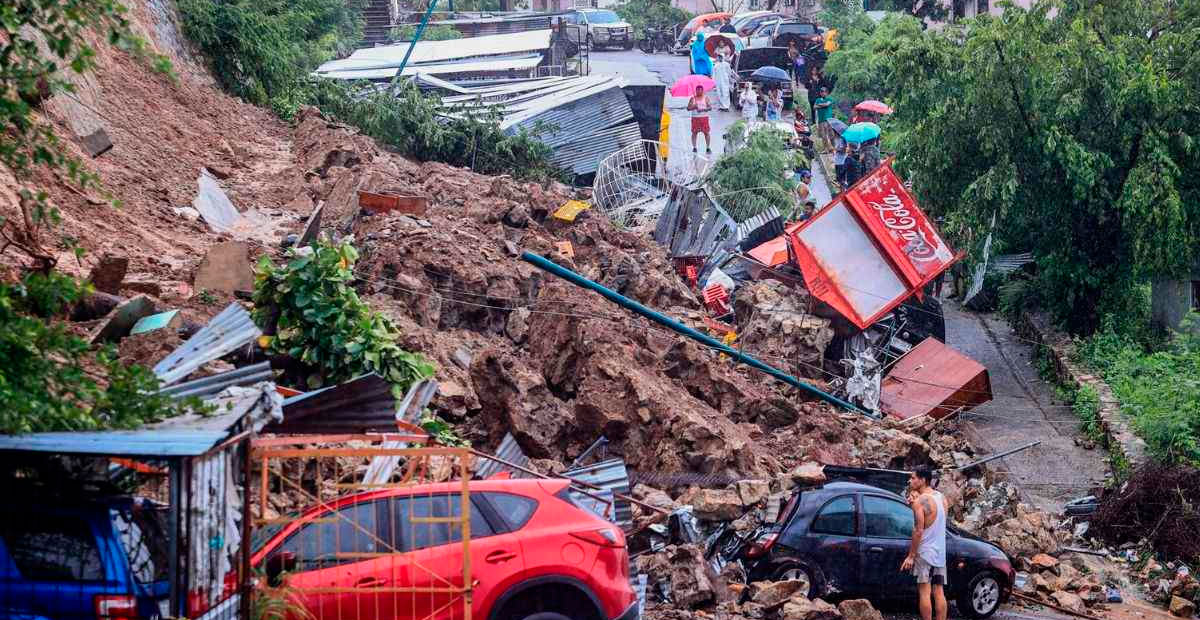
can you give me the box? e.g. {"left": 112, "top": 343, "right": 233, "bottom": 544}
{"left": 179, "top": 0, "right": 365, "bottom": 117}
{"left": 1077, "top": 315, "right": 1200, "bottom": 466}
{"left": 251, "top": 237, "right": 435, "bottom": 396}
{"left": 388, "top": 24, "right": 463, "bottom": 42}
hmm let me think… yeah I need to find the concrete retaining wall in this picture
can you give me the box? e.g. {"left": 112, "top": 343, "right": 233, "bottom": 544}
{"left": 1015, "top": 311, "right": 1148, "bottom": 470}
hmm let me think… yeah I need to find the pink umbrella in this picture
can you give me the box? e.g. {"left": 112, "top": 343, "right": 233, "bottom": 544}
{"left": 854, "top": 99, "right": 894, "bottom": 115}
{"left": 670, "top": 74, "right": 716, "bottom": 97}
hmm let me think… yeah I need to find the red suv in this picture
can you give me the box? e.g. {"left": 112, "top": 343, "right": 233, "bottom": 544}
{"left": 251, "top": 478, "right": 639, "bottom": 620}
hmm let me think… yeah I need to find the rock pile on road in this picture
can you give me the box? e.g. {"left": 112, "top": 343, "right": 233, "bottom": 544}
{"left": 1016, "top": 553, "right": 1108, "bottom": 614}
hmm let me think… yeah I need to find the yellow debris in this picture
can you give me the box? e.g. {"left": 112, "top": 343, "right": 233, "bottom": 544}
{"left": 553, "top": 200, "right": 591, "bottom": 222}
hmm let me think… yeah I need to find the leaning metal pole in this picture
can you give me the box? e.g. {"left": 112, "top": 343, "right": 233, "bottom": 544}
{"left": 522, "top": 251, "right": 872, "bottom": 417}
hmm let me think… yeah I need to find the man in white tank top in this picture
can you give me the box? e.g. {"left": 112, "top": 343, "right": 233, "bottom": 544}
{"left": 901, "top": 467, "right": 948, "bottom": 620}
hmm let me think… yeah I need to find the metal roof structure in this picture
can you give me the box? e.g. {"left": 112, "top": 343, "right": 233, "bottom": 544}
{"left": 269, "top": 373, "right": 398, "bottom": 434}
{"left": 563, "top": 458, "right": 632, "bottom": 526}
{"left": 153, "top": 302, "right": 260, "bottom": 385}
{"left": 316, "top": 30, "right": 552, "bottom": 74}
{"left": 653, "top": 183, "right": 741, "bottom": 259}
{"left": 319, "top": 55, "right": 545, "bottom": 82}
{"left": 0, "top": 430, "right": 230, "bottom": 457}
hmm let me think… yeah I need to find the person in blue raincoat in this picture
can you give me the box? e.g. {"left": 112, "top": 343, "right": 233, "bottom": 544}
{"left": 690, "top": 32, "right": 713, "bottom": 77}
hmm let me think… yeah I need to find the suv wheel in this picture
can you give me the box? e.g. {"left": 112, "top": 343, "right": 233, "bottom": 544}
{"left": 770, "top": 561, "right": 819, "bottom": 599}
{"left": 959, "top": 571, "right": 1002, "bottom": 619}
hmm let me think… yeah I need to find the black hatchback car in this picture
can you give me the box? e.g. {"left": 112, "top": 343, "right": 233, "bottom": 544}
{"left": 744, "top": 481, "right": 1014, "bottom": 618}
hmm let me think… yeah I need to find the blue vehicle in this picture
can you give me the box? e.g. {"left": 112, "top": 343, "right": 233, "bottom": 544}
{"left": 0, "top": 496, "right": 169, "bottom": 620}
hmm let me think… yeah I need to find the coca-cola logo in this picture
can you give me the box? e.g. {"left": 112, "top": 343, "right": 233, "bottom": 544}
{"left": 868, "top": 193, "right": 939, "bottom": 262}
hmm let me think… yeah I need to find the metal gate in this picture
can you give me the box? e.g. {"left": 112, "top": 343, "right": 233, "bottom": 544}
{"left": 250, "top": 437, "right": 473, "bottom": 620}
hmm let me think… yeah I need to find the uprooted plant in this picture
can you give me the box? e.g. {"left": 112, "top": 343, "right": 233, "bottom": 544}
{"left": 251, "top": 237, "right": 435, "bottom": 396}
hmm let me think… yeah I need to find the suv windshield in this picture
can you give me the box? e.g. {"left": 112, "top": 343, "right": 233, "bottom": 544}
{"left": 587, "top": 11, "right": 621, "bottom": 24}
{"left": 780, "top": 23, "right": 818, "bottom": 35}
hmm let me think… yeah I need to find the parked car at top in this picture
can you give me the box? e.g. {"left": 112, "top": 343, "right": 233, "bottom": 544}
{"left": 741, "top": 481, "right": 1014, "bottom": 619}
{"left": 0, "top": 494, "right": 170, "bottom": 620}
{"left": 673, "top": 11, "right": 733, "bottom": 53}
{"left": 733, "top": 47, "right": 795, "bottom": 111}
{"left": 730, "top": 11, "right": 788, "bottom": 37}
{"left": 747, "top": 19, "right": 825, "bottom": 52}
{"left": 251, "top": 478, "right": 638, "bottom": 620}
{"left": 560, "top": 8, "right": 635, "bottom": 50}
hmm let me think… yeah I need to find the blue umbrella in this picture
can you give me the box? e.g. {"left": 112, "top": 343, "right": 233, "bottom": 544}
{"left": 842, "top": 121, "right": 881, "bottom": 143}
{"left": 828, "top": 118, "right": 848, "bottom": 135}
{"left": 749, "top": 65, "right": 789, "bottom": 84}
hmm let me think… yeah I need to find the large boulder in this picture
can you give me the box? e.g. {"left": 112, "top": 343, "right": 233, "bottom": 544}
{"left": 683, "top": 488, "right": 744, "bottom": 522}
{"left": 837, "top": 599, "right": 883, "bottom": 620}
{"left": 1169, "top": 595, "right": 1196, "bottom": 618}
{"left": 750, "top": 580, "right": 809, "bottom": 608}
{"left": 782, "top": 596, "right": 842, "bottom": 620}
{"left": 732, "top": 280, "right": 833, "bottom": 379}
{"left": 667, "top": 545, "right": 717, "bottom": 609}
{"left": 1050, "top": 591, "right": 1087, "bottom": 615}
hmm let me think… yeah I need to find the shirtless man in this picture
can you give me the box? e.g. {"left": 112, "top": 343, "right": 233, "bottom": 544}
{"left": 901, "top": 467, "right": 948, "bottom": 620}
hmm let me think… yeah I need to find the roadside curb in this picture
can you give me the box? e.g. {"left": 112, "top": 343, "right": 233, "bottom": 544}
{"left": 1015, "top": 311, "right": 1148, "bottom": 472}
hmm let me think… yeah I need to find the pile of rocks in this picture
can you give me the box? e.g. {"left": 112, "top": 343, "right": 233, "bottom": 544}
{"left": 1141, "top": 560, "right": 1198, "bottom": 618}
{"left": 637, "top": 554, "right": 886, "bottom": 620}
{"left": 1015, "top": 553, "right": 1108, "bottom": 615}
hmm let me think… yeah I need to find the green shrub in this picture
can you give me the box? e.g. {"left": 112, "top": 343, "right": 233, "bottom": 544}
{"left": 1077, "top": 315, "right": 1200, "bottom": 466}
{"left": 388, "top": 24, "right": 463, "bottom": 42}
{"left": 708, "top": 126, "right": 796, "bottom": 221}
{"left": 251, "top": 237, "right": 435, "bottom": 396}
{"left": 614, "top": 0, "right": 691, "bottom": 34}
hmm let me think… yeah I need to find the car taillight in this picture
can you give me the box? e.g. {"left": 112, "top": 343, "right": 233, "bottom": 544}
{"left": 95, "top": 595, "right": 138, "bottom": 620}
{"left": 743, "top": 531, "right": 779, "bottom": 559}
{"left": 570, "top": 527, "right": 623, "bottom": 548}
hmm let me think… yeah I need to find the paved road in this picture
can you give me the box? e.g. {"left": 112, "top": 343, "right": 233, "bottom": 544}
{"left": 591, "top": 48, "right": 833, "bottom": 201}
{"left": 943, "top": 301, "right": 1109, "bottom": 511}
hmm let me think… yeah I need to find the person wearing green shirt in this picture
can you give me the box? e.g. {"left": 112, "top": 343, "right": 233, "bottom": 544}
{"left": 814, "top": 88, "right": 836, "bottom": 152}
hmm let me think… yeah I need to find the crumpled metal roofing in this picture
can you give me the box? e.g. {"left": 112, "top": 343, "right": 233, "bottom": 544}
{"left": 653, "top": 184, "right": 741, "bottom": 259}
{"left": 158, "top": 361, "right": 273, "bottom": 401}
{"left": 563, "top": 458, "right": 632, "bottom": 527}
{"left": 316, "top": 30, "right": 553, "bottom": 73}
{"left": 267, "top": 373, "right": 398, "bottom": 434}
{"left": 475, "top": 432, "right": 534, "bottom": 479}
{"left": 153, "top": 302, "right": 260, "bottom": 386}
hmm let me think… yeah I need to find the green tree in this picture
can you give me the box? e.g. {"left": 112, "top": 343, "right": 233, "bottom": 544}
{"left": 821, "top": 14, "right": 922, "bottom": 111}
{"left": 388, "top": 24, "right": 463, "bottom": 42}
{"left": 882, "top": 1, "right": 1200, "bottom": 333}
{"left": 709, "top": 123, "right": 796, "bottom": 221}
{"left": 178, "top": 0, "right": 366, "bottom": 117}
{"left": 614, "top": 0, "right": 692, "bottom": 34}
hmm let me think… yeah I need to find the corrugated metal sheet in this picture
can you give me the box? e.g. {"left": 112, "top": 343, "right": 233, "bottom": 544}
{"left": 563, "top": 458, "right": 632, "bottom": 526}
{"left": 320, "top": 55, "right": 544, "bottom": 81}
{"left": 549, "top": 123, "right": 643, "bottom": 176}
{"left": 428, "top": 14, "right": 552, "bottom": 37}
{"left": 362, "top": 378, "right": 439, "bottom": 485}
{"left": 653, "top": 184, "right": 741, "bottom": 259}
{"left": 153, "top": 303, "right": 261, "bottom": 386}
{"left": 475, "top": 432, "right": 534, "bottom": 479}
{"left": 0, "top": 431, "right": 229, "bottom": 457}
{"left": 992, "top": 252, "right": 1034, "bottom": 274}
{"left": 316, "top": 30, "right": 552, "bottom": 73}
{"left": 158, "top": 362, "right": 273, "bottom": 400}
{"left": 268, "top": 373, "right": 397, "bottom": 434}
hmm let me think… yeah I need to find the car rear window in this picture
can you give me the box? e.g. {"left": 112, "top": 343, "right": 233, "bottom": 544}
{"left": 485, "top": 493, "right": 538, "bottom": 532}
{"left": 781, "top": 24, "right": 817, "bottom": 35}
{"left": 1, "top": 515, "right": 104, "bottom": 581}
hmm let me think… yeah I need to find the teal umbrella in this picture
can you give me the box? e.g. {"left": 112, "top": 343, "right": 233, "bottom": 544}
{"left": 842, "top": 122, "right": 881, "bottom": 143}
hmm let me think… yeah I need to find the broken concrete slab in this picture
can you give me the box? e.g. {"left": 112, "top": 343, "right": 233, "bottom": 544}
{"left": 193, "top": 241, "right": 254, "bottom": 294}
{"left": 87, "top": 255, "right": 128, "bottom": 294}
{"left": 192, "top": 169, "right": 240, "bottom": 232}
{"left": 88, "top": 294, "right": 156, "bottom": 344}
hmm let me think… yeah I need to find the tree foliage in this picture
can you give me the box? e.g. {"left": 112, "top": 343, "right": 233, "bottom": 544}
{"left": 710, "top": 123, "right": 796, "bottom": 221}
{"left": 821, "top": 14, "right": 921, "bottom": 114}
{"left": 614, "top": 0, "right": 692, "bottom": 33}
{"left": 871, "top": 0, "right": 1200, "bottom": 332}
{"left": 252, "top": 238, "right": 435, "bottom": 395}
{"left": 0, "top": 274, "right": 198, "bottom": 434}
{"left": 178, "top": 0, "right": 366, "bottom": 117}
